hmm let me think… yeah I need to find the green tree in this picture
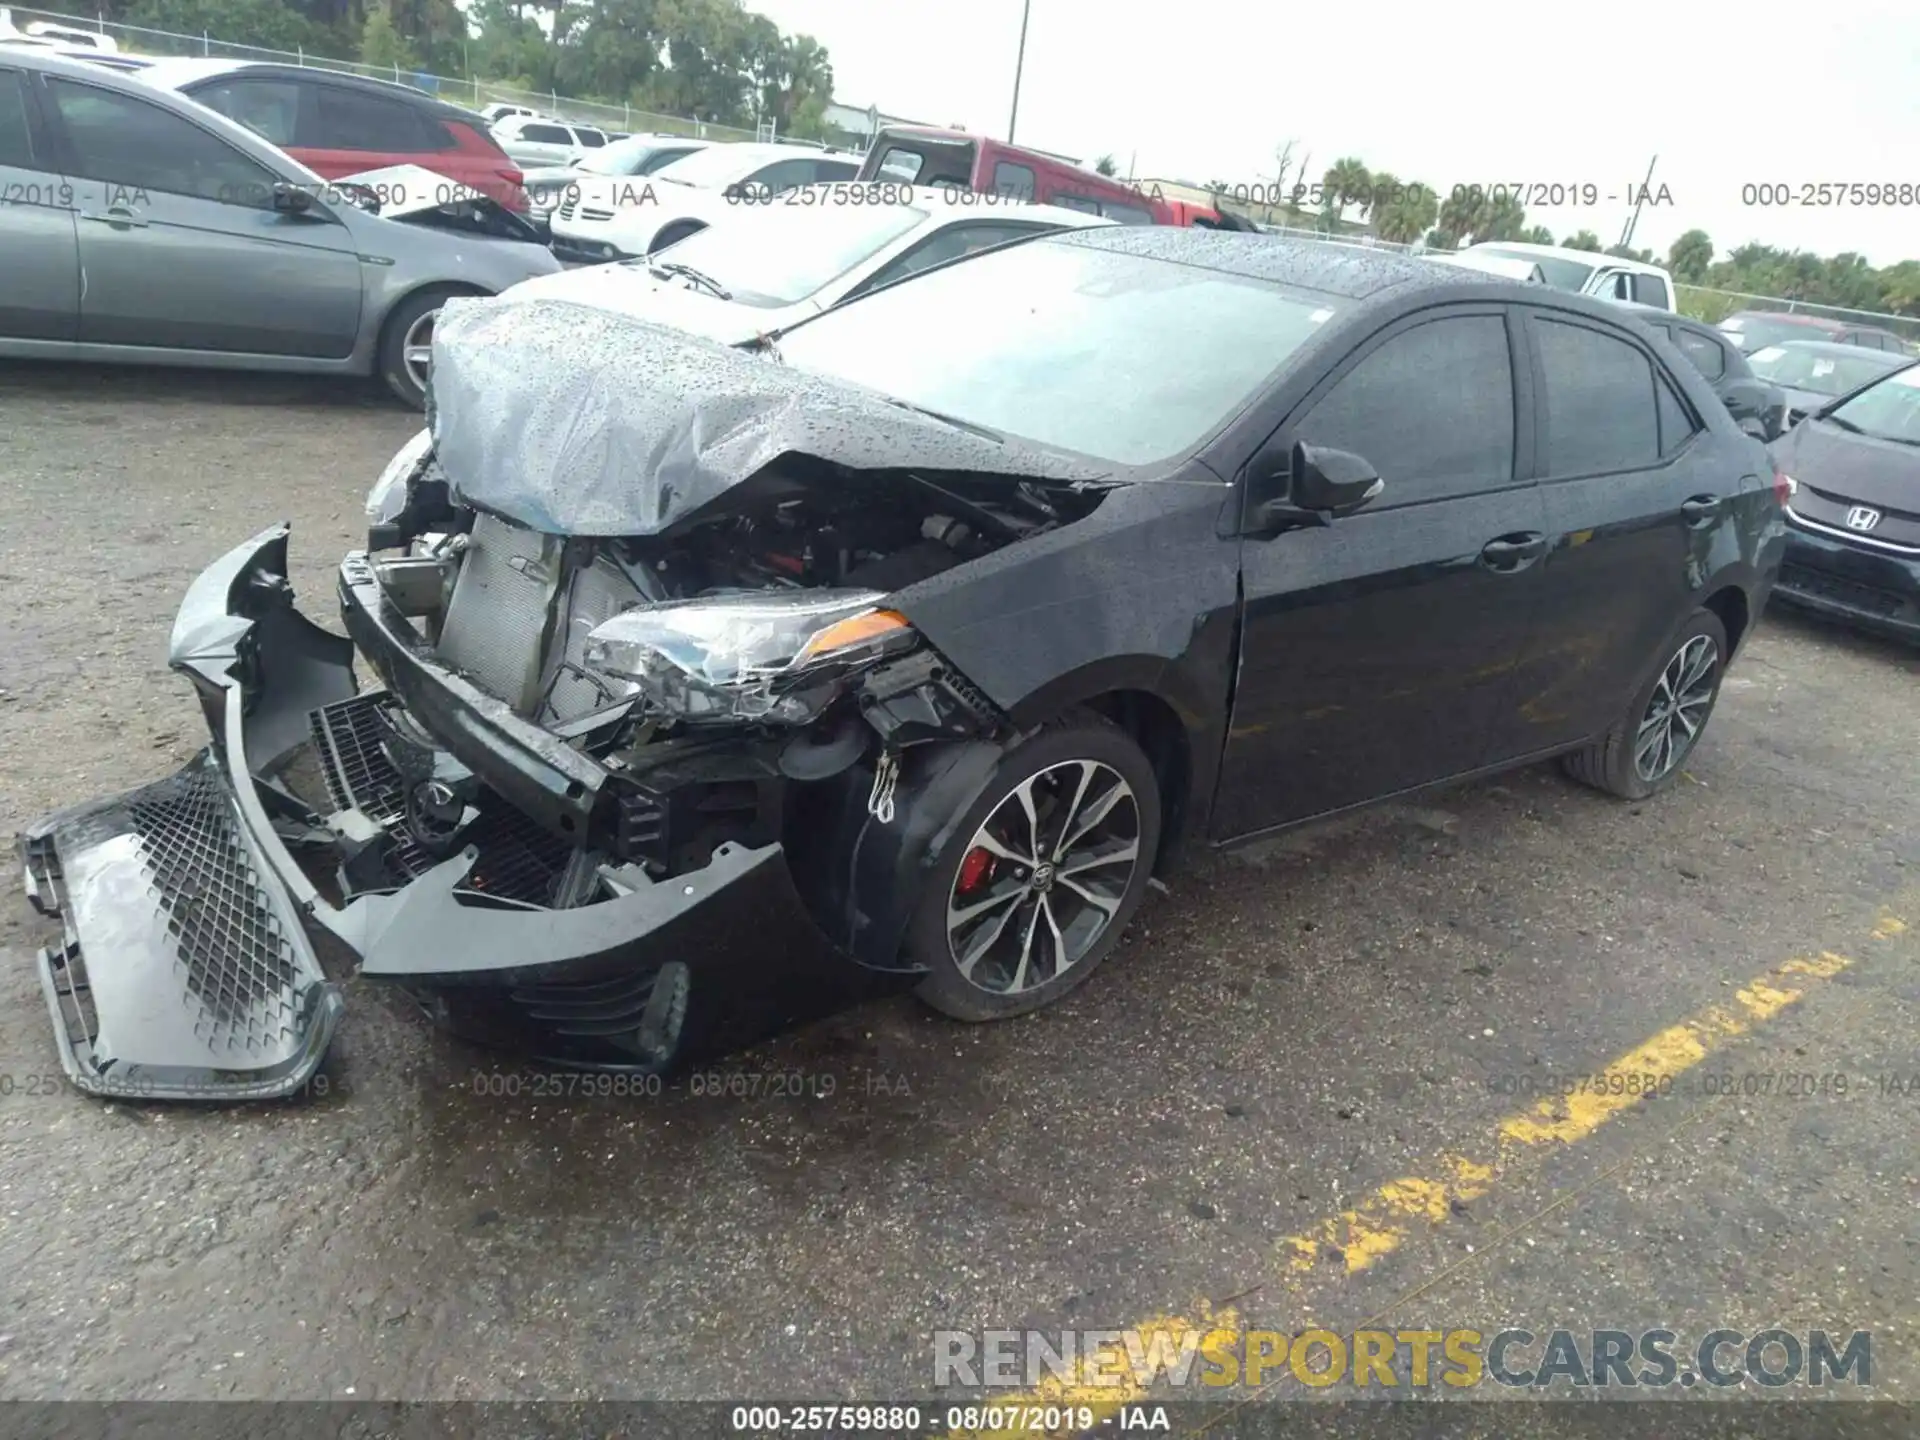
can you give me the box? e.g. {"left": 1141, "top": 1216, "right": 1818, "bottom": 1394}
{"left": 360, "top": 3, "right": 416, "bottom": 69}
{"left": 1666, "top": 228, "right": 1713, "bottom": 284}
{"left": 1094, "top": 154, "right": 1118, "bottom": 177}
{"left": 1437, "top": 184, "right": 1526, "bottom": 245}
{"left": 1522, "top": 224, "right": 1555, "bottom": 245}
{"left": 1561, "top": 229, "right": 1603, "bottom": 252}
{"left": 1319, "top": 156, "right": 1371, "bottom": 224}
{"left": 1367, "top": 174, "right": 1438, "bottom": 245}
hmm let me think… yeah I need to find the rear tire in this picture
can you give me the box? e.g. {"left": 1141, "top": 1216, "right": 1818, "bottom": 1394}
{"left": 910, "top": 713, "right": 1161, "bottom": 1023}
{"left": 378, "top": 287, "right": 470, "bottom": 410}
{"left": 1562, "top": 609, "right": 1728, "bottom": 800}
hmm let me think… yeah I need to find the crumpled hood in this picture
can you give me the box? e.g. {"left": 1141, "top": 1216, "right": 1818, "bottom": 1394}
{"left": 504, "top": 263, "right": 776, "bottom": 346}
{"left": 1772, "top": 416, "right": 1920, "bottom": 510}
{"left": 427, "top": 294, "right": 1113, "bottom": 536}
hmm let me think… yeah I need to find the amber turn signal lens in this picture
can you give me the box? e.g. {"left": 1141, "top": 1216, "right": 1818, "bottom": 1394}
{"left": 797, "top": 608, "right": 910, "bottom": 661}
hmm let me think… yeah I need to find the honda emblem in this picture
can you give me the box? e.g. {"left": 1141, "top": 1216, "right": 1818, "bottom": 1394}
{"left": 1844, "top": 506, "right": 1882, "bottom": 531}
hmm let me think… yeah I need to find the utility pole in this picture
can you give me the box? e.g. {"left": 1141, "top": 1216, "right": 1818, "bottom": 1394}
{"left": 1007, "top": 0, "right": 1032, "bottom": 142}
{"left": 1619, "top": 153, "right": 1658, "bottom": 251}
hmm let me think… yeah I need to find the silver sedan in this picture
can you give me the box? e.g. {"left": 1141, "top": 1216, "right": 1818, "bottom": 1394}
{"left": 0, "top": 49, "right": 562, "bottom": 407}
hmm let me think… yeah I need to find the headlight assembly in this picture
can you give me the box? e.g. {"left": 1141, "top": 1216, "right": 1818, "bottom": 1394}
{"left": 583, "top": 589, "right": 918, "bottom": 724}
{"left": 366, "top": 427, "right": 434, "bottom": 526}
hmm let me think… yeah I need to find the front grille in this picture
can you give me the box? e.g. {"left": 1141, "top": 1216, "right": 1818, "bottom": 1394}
{"left": 311, "top": 693, "right": 405, "bottom": 823}
{"left": 557, "top": 197, "right": 577, "bottom": 221}
{"left": 309, "top": 694, "right": 572, "bottom": 906}
{"left": 123, "top": 759, "right": 310, "bottom": 1056}
{"left": 1778, "top": 563, "right": 1906, "bottom": 617}
{"left": 580, "top": 205, "right": 614, "bottom": 222}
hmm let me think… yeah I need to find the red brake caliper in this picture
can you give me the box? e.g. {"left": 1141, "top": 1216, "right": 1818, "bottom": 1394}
{"left": 957, "top": 846, "right": 996, "bottom": 895}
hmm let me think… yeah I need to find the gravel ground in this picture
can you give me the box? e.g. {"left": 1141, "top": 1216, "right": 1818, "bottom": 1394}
{"left": 0, "top": 362, "right": 1915, "bottom": 1409}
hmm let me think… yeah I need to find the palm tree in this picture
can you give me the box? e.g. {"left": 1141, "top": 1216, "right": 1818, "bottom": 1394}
{"left": 1319, "top": 156, "right": 1372, "bottom": 227}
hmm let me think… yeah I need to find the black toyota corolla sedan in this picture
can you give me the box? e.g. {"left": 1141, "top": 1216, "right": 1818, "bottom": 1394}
{"left": 20, "top": 230, "right": 1787, "bottom": 1101}
{"left": 1767, "top": 358, "right": 1920, "bottom": 642}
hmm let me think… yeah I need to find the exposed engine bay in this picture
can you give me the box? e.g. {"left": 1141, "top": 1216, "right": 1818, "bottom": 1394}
{"left": 297, "top": 450, "right": 1103, "bottom": 922}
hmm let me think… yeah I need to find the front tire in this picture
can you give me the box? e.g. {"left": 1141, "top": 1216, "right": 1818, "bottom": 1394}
{"left": 377, "top": 287, "right": 470, "bottom": 410}
{"left": 909, "top": 713, "right": 1161, "bottom": 1022}
{"left": 1562, "top": 609, "right": 1728, "bottom": 800}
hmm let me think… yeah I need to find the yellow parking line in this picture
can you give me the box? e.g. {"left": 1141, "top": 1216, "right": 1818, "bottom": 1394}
{"left": 1279, "top": 949, "right": 1852, "bottom": 1276}
{"left": 944, "top": 904, "right": 1908, "bottom": 1439}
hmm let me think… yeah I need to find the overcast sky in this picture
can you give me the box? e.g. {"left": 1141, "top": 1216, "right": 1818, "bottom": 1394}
{"left": 751, "top": 0, "right": 1917, "bottom": 268}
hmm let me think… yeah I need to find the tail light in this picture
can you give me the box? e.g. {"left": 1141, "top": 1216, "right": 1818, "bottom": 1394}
{"left": 1772, "top": 468, "right": 1797, "bottom": 507}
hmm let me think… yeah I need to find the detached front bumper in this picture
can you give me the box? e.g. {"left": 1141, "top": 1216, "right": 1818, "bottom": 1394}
{"left": 1774, "top": 522, "right": 1920, "bottom": 643}
{"left": 19, "top": 526, "right": 856, "bottom": 1102}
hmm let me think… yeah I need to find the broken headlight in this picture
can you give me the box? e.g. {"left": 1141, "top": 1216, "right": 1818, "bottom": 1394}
{"left": 583, "top": 589, "right": 917, "bottom": 724}
{"left": 366, "top": 427, "right": 434, "bottom": 526}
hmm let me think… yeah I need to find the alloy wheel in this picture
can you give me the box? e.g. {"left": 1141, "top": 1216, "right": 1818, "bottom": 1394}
{"left": 402, "top": 308, "right": 438, "bottom": 398}
{"left": 945, "top": 759, "right": 1142, "bottom": 996}
{"left": 1634, "top": 634, "right": 1719, "bottom": 783}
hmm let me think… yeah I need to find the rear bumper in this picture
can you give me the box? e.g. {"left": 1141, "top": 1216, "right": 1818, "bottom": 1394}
{"left": 18, "top": 526, "right": 859, "bottom": 1100}
{"left": 1774, "top": 524, "right": 1920, "bottom": 643}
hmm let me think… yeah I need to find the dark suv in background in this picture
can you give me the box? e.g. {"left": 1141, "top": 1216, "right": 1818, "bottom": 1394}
{"left": 143, "top": 58, "right": 529, "bottom": 211}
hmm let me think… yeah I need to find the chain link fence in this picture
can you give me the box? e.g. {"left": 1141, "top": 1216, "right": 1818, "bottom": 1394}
{"left": 4, "top": 8, "right": 760, "bottom": 141}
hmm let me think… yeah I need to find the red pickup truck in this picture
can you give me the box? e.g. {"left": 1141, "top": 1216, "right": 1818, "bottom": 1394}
{"left": 857, "top": 127, "right": 1177, "bottom": 224}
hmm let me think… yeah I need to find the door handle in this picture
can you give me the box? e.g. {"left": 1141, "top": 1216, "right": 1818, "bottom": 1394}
{"left": 1680, "top": 495, "right": 1722, "bottom": 528}
{"left": 1479, "top": 532, "right": 1548, "bottom": 573}
{"left": 79, "top": 207, "right": 148, "bottom": 229}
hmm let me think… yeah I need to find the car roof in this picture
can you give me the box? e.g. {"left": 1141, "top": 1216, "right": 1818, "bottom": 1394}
{"left": 1723, "top": 310, "right": 1842, "bottom": 329}
{"left": 139, "top": 56, "right": 490, "bottom": 124}
{"left": 1056, "top": 229, "right": 1543, "bottom": 301}
{"left": 1757, "top": 338, "right": 1907, "bottom": 359}
{"left": 1467, "top": 240, "right": 1672, "bottom": 276}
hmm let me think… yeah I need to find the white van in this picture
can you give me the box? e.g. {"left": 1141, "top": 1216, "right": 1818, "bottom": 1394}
{"left": 1463, "top": 241, "right": 1676, "bottom": 310}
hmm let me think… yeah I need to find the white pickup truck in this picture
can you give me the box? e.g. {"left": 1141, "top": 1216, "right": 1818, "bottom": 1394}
{"left": 1463, "top": 240, "right": 1677, "bottom": 310}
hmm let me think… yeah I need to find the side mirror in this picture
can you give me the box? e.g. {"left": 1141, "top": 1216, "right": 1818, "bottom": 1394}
{"left": 1292, "top": 442, "right": 1385, "bottom": 514}
{"left": 1244, "top": 442, "right": 1384, "bottom": 534}
{"left": 271, "top": 181, "right": 314, "bottom": 215}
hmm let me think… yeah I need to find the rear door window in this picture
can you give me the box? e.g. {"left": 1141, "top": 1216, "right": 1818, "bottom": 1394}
{"left": 519, "top": 122, "right": 574, "bottom": 145}
{"left": 991, "top": 160, "right": 1035, "bottom": 200}
{"left": 1298, "top": 313, "right": 1518, "bottom": 506}
{"left": 1100, "top": 198, "right": 1154, "bottom": 224}
{"left": 1531, "top": 315, "right": 1662, "bottom": 477}
{"left": 0, "top": 67, "right": 38, "bottom": 167}
{"left": 311, "top": 85, "right": 430, "bottom": 152}
{"left": 814, "top": 157, "right": 859, "bottom": 181}
{"left": 188, "top": 77, "right": 302, "bottom": 148}
{"left": 1630, "top": 271, "right": 1668, "bottom": 306}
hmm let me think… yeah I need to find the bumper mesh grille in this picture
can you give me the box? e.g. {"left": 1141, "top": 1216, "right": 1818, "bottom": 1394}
{"left": 123, "top": 760, "right": 308, "bottom": 1055}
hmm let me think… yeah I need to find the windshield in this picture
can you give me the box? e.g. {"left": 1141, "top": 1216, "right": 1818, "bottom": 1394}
{"left": 1748, "top": 344, "right": 1904, "bottom": 398}
{"left": 647, "top": 198, "right": 926, "bottom": 305}
{"left": 577, "top": 137, "right": 679, "bottom": 176}
{"left": 776, "top": 239, "right": 1341, "bottom": 466}
{"left": 653, "top": 145, "right": 773, "bottom": 187}
{"left": 1470, "top": 247, "right": 1597, "bottom": 292}
{"left": 1823, "top": 362, "right": 1920, "bottom": 444}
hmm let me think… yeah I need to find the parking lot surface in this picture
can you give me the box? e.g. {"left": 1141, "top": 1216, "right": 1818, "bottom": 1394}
{"left": 1, "top": 364, "right": 1916, "bottom": 1406}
